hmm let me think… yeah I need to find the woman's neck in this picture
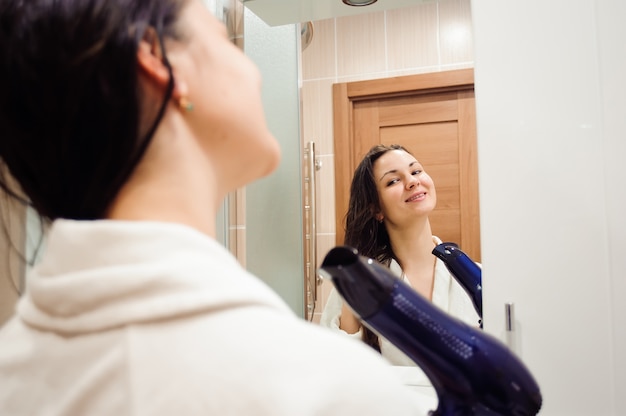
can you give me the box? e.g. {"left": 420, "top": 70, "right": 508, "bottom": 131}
{"left": 388, "top": 218, "right": 434, "bottom": 263}
{"left": 106, "top": 114, "right": 222, "bottom": 238}
{"left": 388, "top": 218, "right": 437, "bottom": 299}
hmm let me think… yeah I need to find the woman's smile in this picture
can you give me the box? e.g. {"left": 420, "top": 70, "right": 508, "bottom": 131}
{"left": 405, "top": 192, "right": 427, "bottom": 203}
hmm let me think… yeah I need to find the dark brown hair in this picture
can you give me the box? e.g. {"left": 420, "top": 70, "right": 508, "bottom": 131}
{"left": 343, "top": 143, "right": 413, "bottom": 352}
{"left": 0, "top": 0, "right": 186, "bottom": 221}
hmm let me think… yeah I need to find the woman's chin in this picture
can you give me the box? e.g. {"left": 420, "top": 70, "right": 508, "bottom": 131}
{"left": 259, "top": 136, "right": 282, "bottom": 178}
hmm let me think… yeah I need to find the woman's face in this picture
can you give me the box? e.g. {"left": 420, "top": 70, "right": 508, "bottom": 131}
{"left": 372, "top": 149, "right": 437, "bottom": 226}
{"left": 168, "top": 0, "right": 280, "bottom": 192}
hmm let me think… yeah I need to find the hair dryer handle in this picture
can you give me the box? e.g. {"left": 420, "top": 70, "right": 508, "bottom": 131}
{"left": 432, "top": 243, "right": 482, "bottom": 319}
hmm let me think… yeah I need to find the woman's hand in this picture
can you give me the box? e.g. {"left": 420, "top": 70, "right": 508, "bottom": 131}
{"left": 339, "top": 303, "right": 361, "bottom": 334}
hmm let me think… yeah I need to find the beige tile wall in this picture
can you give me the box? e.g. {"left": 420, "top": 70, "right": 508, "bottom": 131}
{"left": 301, "top": 0, "right": 474, "bottom": 323}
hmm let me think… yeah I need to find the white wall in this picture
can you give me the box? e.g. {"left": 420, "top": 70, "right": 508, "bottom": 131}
{"left": 472, "top": 0, "right": 626, "bottom": 414}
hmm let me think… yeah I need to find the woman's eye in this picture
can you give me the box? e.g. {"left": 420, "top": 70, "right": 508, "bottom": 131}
{"left": 412, "top": 170, "right": 422, "bottom": 176}
{"left": 386, "top": 178, "right": 399, "bottom": 187}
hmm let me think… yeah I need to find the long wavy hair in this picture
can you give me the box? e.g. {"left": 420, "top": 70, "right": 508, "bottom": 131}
{"left": 0, "top": 0, "right": 186, "bottom": 221}
{"left": 343, "top": 144, "right": 413, "bottom": 352}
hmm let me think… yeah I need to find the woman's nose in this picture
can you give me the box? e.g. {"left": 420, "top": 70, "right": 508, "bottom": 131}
{"left": 406, "top": 176, "right": 419, "bottom": 189}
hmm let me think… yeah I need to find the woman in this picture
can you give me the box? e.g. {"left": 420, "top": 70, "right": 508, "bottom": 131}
{"left": 321, "top": 144, "right": 480, "bottom": 366}
{"left": 0, "top": 2, "right": 429, "bottom": 415}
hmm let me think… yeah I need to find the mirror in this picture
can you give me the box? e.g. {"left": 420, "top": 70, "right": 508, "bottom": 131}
{"left": 296, "top": 0, "right": 476, "bottom": 322}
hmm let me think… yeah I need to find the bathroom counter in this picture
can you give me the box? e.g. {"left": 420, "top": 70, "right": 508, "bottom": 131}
{"left": 391, "top": 366, "right": 439, "bottom": 411}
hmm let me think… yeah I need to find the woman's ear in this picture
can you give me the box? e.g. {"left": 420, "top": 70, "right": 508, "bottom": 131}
{"left": 370, "top": 205, "right": 384, "bottom": 223}
{"left": 136, "top": 28, "right": 189, "bottom": 103}
{"left": 137, "top": 28, "right": 189, "bottom": 102}
{"left": 136, "top": 28, "right": 171, "bottom": 88}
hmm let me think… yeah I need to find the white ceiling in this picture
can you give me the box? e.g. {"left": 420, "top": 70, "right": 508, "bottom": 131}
{"left": 243, "top": 0, "right": 430, "bottom": 26}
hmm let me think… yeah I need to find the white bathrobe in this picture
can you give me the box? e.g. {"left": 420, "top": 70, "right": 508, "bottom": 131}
{"left": 319, "top": 237, "right": 481, "bottom": 402}
{"left": 0, "top": 220, "right": 431, "bottom": 416}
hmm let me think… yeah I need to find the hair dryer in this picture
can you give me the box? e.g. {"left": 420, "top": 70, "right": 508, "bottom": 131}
{"left": 432, "top": 243, "right": 483, "bottom": 320}
{"left": 319, "top": 246, "right": 542, "bottom": 416}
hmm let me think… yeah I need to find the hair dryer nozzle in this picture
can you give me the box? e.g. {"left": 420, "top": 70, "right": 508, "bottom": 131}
{"left": 320, "top": 246, "right": 396, "bottom": 319}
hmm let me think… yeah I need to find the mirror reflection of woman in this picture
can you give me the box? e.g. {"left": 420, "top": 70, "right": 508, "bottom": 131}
{"left": 321, "top": 144, "right": 480, "bottom": 368}
{"left": 0, "top": 2, "right": 431, "bottom": 415}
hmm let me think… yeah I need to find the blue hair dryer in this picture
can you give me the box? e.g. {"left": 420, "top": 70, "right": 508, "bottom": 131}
{"left": 319, "top": 246, "right": 542, "bottom": 416}
{"left": 432, "top": 243, "right": 483, "bottom": 320}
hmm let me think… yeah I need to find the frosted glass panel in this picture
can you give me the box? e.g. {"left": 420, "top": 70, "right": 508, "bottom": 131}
{"left": 244, "top": 8, "right": 305, "bottom": 317}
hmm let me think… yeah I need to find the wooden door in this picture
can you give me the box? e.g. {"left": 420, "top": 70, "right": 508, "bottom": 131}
{"left": 333, "top": 68, "right": 481, "bottom": 261}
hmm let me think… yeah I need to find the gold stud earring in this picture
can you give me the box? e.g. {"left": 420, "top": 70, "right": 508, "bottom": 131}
{"left": 178, "top": 97, "right": 194, "bottom": 112}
